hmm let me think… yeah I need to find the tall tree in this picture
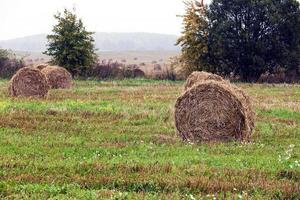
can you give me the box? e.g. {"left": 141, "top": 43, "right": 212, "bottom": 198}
{"left": 44, "top": 9, "right": 97, "bottom": 76}
{"left": 177, "top": 1, "right": 210, "bottom": 77}
{"left": 207, "top": 0, "right": 300, "bottom": 81}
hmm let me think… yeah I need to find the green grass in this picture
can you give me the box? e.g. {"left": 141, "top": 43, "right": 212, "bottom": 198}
{"left": 0, "top": 79, "right": 299, "bottom": 199}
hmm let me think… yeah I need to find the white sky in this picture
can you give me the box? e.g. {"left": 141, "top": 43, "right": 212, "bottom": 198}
{"left": 0, "top": 0, "right": 212, "bottom": 41}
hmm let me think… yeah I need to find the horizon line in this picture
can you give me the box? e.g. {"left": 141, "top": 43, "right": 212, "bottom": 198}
{"left": 0, "top": 31, "right": 181, "bottom": 42}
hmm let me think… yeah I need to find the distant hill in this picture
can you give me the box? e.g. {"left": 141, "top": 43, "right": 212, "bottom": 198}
{"left": 0, "top": 32, "right": 180, "bottom": 52}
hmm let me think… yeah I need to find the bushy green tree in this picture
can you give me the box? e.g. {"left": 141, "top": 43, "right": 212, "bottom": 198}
{"left": 177, "top": 1, "right": 210, "bottom": 77}
{"left": 207, "top": 0, "right": 300, "bottom": 81}
{"left": 178, "top": 0, "right": 300, "bottom": 81}
{"left": 44, "top": 9, "right": 97, "bottom": 76}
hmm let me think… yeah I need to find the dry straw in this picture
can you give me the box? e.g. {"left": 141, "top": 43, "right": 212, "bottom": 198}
{"left": 41, "top": 66, "right": 72, "bottom": 89}
{"left": 32, "top": 63, "right": 48, "bottom": 70}
{"left": 184, "top": 71, "right": 224, "bottom": 91}
{"left": 175, "top": 77, "right": 254, "bottom": 142}
{"left": 9, "top": 67, "right": 49, "bottom": 97}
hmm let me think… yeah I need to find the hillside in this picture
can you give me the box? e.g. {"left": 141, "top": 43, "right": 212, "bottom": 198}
{"left": 0, "top": 32, "right": 180, "bottom": 52}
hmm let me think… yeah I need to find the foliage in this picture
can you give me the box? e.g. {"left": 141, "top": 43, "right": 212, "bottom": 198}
{"left": 0, "top": 49, "right": 10, "bottom": 60}
{"left": 160, "top": 56, "right": 182, "bottom": 81}
{"left": 177, "top": 1, "right": 210, "bottom": 77}
{"left": 207, "top": 0, "right": 300, "bottom": 81}
{"left": 0, "top": 49, "right": 25, "bottom": 78}
{"left": 90, "top": 60, "right": 122, "bottom": 79}
{"left": 89, "top": 61, "right": 145, "bottom": 80}
{"left": 150, "top": 66, "right": 177, "bottom": 81}
{"left": 44, "top": 9, "right": 97, "bottom": 77}
{"left": 178, "top": 0, "right": 300, "bottom": 82}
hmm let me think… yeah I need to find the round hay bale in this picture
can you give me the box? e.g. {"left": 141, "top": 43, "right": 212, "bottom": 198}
{"left": 32, "top": 63, "right": 48, "bottom": 70}
{"left": 9, "top": 67, "right": 49, "bottom": 97}
{"left": 175, "top": 81, "right": 254, "bottom": 142}
{"left": 41, "top": 66, "right": 72, "bottom": 89}
{"left": 184, "top": 71, "right": 224, "bottom": 91}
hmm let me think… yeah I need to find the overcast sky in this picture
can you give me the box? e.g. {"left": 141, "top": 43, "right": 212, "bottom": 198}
{"left": 0, "top": 0, "right": 212, "bottom": 41}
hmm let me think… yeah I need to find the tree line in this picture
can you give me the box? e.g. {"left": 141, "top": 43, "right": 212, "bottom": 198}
{"left": 177, "top": 0, "right": 300, "bottom": 82}
{"left": 1, "top": 1, "right": 299, "bottom": 82}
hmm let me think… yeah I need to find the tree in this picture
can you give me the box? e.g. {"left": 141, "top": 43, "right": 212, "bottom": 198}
{"left": 207, "top": 0, "right": 300, "bottom": 81}
{"left": 44, "top": 9, "right": 97, "bottom": 76}
{"left": 0, "top": 49, "right": 25, "bottom": 78}
{"left": 0, "top": 49, "right": 9, "bottom": 60}
{"left": 0, "top": 49, "right": 10, "bottom": 72}
{"left": 177, "top": 1, "right": 210, "bottom": 77}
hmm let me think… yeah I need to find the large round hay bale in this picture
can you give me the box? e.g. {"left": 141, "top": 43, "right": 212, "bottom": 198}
{"left": 184, "top": 71, "right": 224, "bottom": 91}
{"left": 175, "top": 81, "right": 254, "bottom": 142}
{"left": 9, "top": 67, "right": 49, "bottom": 97}
{"left": 41, "top": 66, "right": 72, "bottom": 89}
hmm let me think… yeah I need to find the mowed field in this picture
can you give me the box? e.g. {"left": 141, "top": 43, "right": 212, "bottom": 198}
{"left": 0, "top": 79, "right": 299, "bottom": 199}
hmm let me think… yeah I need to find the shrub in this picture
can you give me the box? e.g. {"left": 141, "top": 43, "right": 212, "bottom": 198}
{"left": 150, "top": 56, "right": 184, "bottom": 81}
{"left": 258, "top": 67, "right": 300, "bottom": 83}
{"left": 153, "top": 64, "right": 162, "bottom": 71}
{"left": 119, "top": 64, "right": 145, "bottom": 78}
{"left": 90, "top": 60, "right": 122, "bottom": 79}
{"left": 0, "top": 49, "right": 25, "bottom": 78}
{"left": 89, "top": 61, "right": 145, "bottom": 79}
{"left": 149, "top": 66, "right": 177, "bottom": 81}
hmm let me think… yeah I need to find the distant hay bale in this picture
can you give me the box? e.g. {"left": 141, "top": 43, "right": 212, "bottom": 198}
{"left": 32, "top": 63, "right": 48, "bottom": 70}
{"left": 184, "top": 71, "right": 224, "bottom": 91}
{"left": 41, "top": 66, "right": 72, "bottom": 89}
{"left": 175, "top": 81, "right": 254, "bottom": 142}
{"left": 9, "top": 67, "right": 49, "bottom": 97}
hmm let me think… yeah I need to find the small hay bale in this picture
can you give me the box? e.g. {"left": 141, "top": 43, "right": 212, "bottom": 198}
{"left": 184, "top": 71, "right": 224, "bottom": 91}
{"left": 41, "top": 66, "right": 72, "bottom": 89}
{"left": 9, "top": 67, "right": 49, "bottom": 97}
{"left": 175, "top": 81, "right": 254, "bottom": 142}
{"left": 32, "top": 63, "right": 48, "bottom": 70}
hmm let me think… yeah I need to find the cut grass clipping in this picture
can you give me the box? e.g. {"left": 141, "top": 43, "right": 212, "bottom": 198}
{"left": 9, "top": 67, "right": 49, "bottom": 97}
{"left": 175, "top": 73, "right": 254, "bottom": 142}
{"left": 41, "top": 66, "right": 73, "bottom": 89}
{"left": 184, "top": 71, "right": 224, "bottom": 91}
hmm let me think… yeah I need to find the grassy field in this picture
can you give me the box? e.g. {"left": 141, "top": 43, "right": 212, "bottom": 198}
{"left": 0, "top": 79, "right": 299, "bottom": 199}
